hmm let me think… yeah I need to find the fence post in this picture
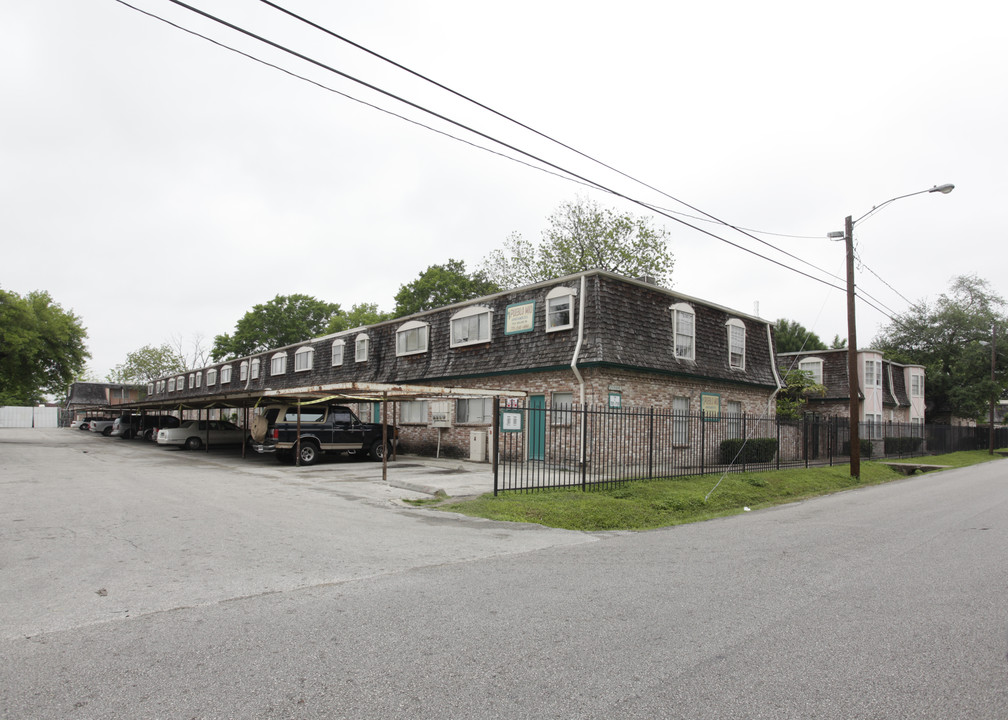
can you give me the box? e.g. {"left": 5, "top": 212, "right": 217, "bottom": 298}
{"left": 776, "top": 415, "right": 781, "bottom": 470}
{"left": 803, "top": 414, "right": 809, "bottom": 469}
{"left": 648, "top": 407, "right": 654, "bottom": 480}
{"left": 742, "top": 413, "right": 748, "bottom": 473}
{"left": 492, "top": 396, "right": 500, "bottom": 496}
{"left": 700, "top": 413, "right": 705, "bottom": 477}
{"left": 581, "top": 404, "right": 588, "bottom": 492}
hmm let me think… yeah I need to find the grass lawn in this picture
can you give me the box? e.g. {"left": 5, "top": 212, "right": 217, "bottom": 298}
{"left": 434, "top": 450, "right": 1005, "bottom": 531}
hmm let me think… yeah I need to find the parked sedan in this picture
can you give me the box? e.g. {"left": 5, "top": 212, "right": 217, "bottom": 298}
{"left": 156, "top": 420, "right": 248, "bottom": 451}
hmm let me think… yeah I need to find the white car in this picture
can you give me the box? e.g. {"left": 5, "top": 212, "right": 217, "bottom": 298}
{"left": 88, "top": 418, "right": 116, "bottom": 436}
{"left": 156, "top": 420, "right": 248, "bottom": 451}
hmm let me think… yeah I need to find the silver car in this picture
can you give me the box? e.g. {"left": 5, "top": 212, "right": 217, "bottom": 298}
{"left": 156, "top": 420, "right": 248, "bottom": 451}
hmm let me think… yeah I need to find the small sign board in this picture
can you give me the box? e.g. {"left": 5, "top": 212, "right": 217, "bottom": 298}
{"left": 701, "top": 392, "right": 721, "bottom": 421}
{"left": 608, "top": 392, "right": 622, "bottom": 409}
{"left": 504, "top": 300, "right": 535, "bottom": 335}
{"left": 500, "top": 410, "right": 523, "bottom": 432}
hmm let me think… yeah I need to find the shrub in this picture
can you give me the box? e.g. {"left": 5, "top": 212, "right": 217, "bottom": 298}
{"left": 719, "top": 437, "right": 779, "bottom": 465}
{"left": 883, "top": 436, "right": 924, "bottom": 455}
{"left": 842, "top": 439, "right": 874, "bottom": 458}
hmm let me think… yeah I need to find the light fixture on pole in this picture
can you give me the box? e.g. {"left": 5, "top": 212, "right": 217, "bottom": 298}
{"left": 828, "top": 183, "right": 954, "bottom": 479}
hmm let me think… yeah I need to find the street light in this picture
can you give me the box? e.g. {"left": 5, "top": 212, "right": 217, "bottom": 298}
{"left": 829, "top": 183, "right": 954, "bottom": 479}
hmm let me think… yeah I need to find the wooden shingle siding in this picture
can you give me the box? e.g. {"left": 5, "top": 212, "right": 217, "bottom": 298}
{"left": 152, "top": 271, "right": 779, "bottom": 402}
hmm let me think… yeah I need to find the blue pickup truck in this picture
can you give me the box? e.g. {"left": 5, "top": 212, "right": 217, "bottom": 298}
{"left": 251, "top": 404, "right": 396, "bottom": 466}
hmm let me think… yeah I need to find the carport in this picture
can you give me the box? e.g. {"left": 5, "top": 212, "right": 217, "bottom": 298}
{"left": 122, "top": 381, "right": 527, "bottom": 482}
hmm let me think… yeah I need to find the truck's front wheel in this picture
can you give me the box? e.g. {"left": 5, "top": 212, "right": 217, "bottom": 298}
{"left": 368, "top": 440, "right": 387, "bottom": 462}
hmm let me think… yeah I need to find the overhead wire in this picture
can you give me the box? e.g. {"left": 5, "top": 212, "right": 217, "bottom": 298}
{"left": 119, "top": 0, "right": 852, "bottom": 297}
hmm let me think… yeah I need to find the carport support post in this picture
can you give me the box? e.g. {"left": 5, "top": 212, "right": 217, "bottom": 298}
{"left": 382, "top": 392, "right": 388, "bottom": 484}
{"left": 295, "top": 402, "right": 302, "bottom": 466}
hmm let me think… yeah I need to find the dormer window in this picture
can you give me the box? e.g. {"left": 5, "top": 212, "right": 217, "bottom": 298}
{"left": 451, "top": 306, "right": 493, "bottom": 347}
{"left": 355, "top": 333, "right": 369, "bottom": 363}
{"left": 726, "top": 318, "right": 746, "bottom": 370}
{"left": 220, "top": 365, "right": 232, "bottom": 384}
{"left": 294, "top": 346, "right": 314, "bottom": 372}
{"left": 271, "top": 352, "right": 287, "bottom": 376}
{"left": 206, "top": 368, "right": 217, "bottom": 385}
{"left": 240, "top": 361, "right": 249, "bottom": 381}
{"left": 332, "top": 339, "right": 345, "bottom": 367}
{"left": 250, "top": 358, "right": 260, "bottom": 380}
{"left": 545, "top": 286, "right": 576, "bottom": 332}
{"left": 798, "top": 357, "right": 823, "bottom": 385}
{"left": 396, "top": 320, "right": 430, "bottom": 356}
{"left": 670, "top": 303, "right": 695, "bottom": 361}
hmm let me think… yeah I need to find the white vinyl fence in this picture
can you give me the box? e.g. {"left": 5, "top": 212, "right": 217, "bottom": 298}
{"left": 0, "top": 406, "right": 60, "bottom": 428}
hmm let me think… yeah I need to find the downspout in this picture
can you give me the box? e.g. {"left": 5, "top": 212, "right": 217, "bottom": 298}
{"left": 571, "top": 275, "right": 587, "bottom": 402}
{"left": 766, "top": 324, "right": 784, "bottom": 416}
{"left": 572, "top": 275, "right": 587, "bottom": 465}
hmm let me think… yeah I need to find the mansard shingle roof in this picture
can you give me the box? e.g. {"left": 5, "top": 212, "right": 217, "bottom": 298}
{"left": 150, "top": 270, "right": 781, "bottom": 401}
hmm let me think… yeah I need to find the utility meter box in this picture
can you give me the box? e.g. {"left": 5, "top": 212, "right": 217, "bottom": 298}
{"left": 469, "top": 430, "right": 487, "bottom": 462}
{"left": 430, "top": 401, "right": 451, "bottom": 428}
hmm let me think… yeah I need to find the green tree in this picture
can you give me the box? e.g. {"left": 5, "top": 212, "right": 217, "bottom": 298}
{"left": 482, "top": 197, "right": 673, "bottom": 289}
{"left": 325, "top": 303, "right": 393, "bottom": 334}
{"left": 211, "top": 294, "right": 341, "bottom": 361}
{"left": 107, "top": 344, "right": 186, "bottom": 384}
{"left": 774, "top": 319, "right": 828, "bottom": 354}
{"left": 393, "top": 259, "right": 500, "bottom": 317}
{"left": 0, "top": 288, "right": 90, "bottom": 404}
{"left": 776, "top": 368, "right": 827, "bottom": 420}
{"left": 829, "top": 334, "right": 847, "bottom": 349}
{"left": 871, "top": 274, "right": 1008, "bottom": 421}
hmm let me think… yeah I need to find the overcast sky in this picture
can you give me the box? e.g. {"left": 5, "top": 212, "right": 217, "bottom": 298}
{"left": 3, "top": 0, "right": 1004, "bottom": 380}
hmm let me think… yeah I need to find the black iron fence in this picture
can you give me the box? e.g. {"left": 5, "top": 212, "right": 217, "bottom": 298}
{"left": 491, "top": 400, "right": 1005, "bottom": 494}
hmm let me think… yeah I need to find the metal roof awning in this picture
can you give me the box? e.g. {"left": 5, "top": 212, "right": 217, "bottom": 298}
{"left": 121, "top": 382, "right": 527, "bottom": 411}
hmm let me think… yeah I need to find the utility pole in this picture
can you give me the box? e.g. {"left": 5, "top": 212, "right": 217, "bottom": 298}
{"left": 844, "top": 214, "right": 860, "bottom": 479}
{"left": 990, "top": 322, "right": 996, "bottom": 455}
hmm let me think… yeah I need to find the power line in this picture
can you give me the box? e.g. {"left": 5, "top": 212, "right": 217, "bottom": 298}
{"left": 121, "top": 0, "right": 849, "bottom": 297}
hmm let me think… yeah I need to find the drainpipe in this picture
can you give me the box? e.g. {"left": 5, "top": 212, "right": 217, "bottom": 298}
{"left": 767, "top": 324, "right": 784, "bottom": 417}
{"left": 571, "top": 274, "right": 587, "bottom": 404}
{"left": 571, "top": 275, "right": 587, "bottom": 465}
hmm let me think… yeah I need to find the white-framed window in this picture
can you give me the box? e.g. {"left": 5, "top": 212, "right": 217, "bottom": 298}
{"left": 220, "top": 365, "right": 232, "bottom": 384}
{"left": 551, "top": 391, "right": 574, "bottom": 426}
{"left": 450, "top": 306, "right": 493, "bottom": 347}
{"left": 294, "top": 346, "right": 314, "bottom": 372}
{"left": 176, "top": 376, "right": 185, "bottom": 391}
{"left": 396, "top": 320, "right": 429, "bottom": 356}
{"left": 188, "top": 373, "right": 195, "bottom": 389}
{"left": 726, "top": 319, "right": 746, "bottom": 370}
{"left": 670, "top": 303, "right": 695, "bottom": 361}
{"left": 545, "top": 286, "right": 576, "bottom": 332}
{"left": 194, "top": 372, "right": 201, "bottom": 388}
{"left": 168, "top": 377, "right": 176, "bottom": 392}
{"left": 206, "top": 368, "right": 217, "bottom": 386}
{"left": 331, "top": 339, "right": 345, "bottom": 367}
{"left": 725, "top": 400, "right": 743, "bottom": 438}
{"left": 240, "top": 361, "right": 249, "bottom": 381}
{"left": 147, "top": 382, "right": 154, "bottom": 395}
{"left": 456, "top": 397, "right": 493, "bottom": 424}
{"left": 866, "top": 413, "right": 883, "bottom": 438}
{"left": 673, "top": 396, "right": 690, "bottom": 445}
{"left": 865, "top": 359, "right": 880, "bottom": 387}
{"left": 798, "top": 358, "right": 823, "bottom": 385}
{"left": 271, "top": 352, "right": 287, "bottom": 376}
{"left": 355, "top": 333, "right": 369, "bottom": 363}
{"left": 399, "top": 400, "right": 428, "bottom": 424}
{"left": 250, "top": 358, "right": 260, "bottom": 379}
{"left": 911, "top": 373, "right": 924, "bottom": 397}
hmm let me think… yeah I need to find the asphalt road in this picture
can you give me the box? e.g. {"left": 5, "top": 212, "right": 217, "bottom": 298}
{"left": 2, "top": 429, "right": 1007, "bottom": 719}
